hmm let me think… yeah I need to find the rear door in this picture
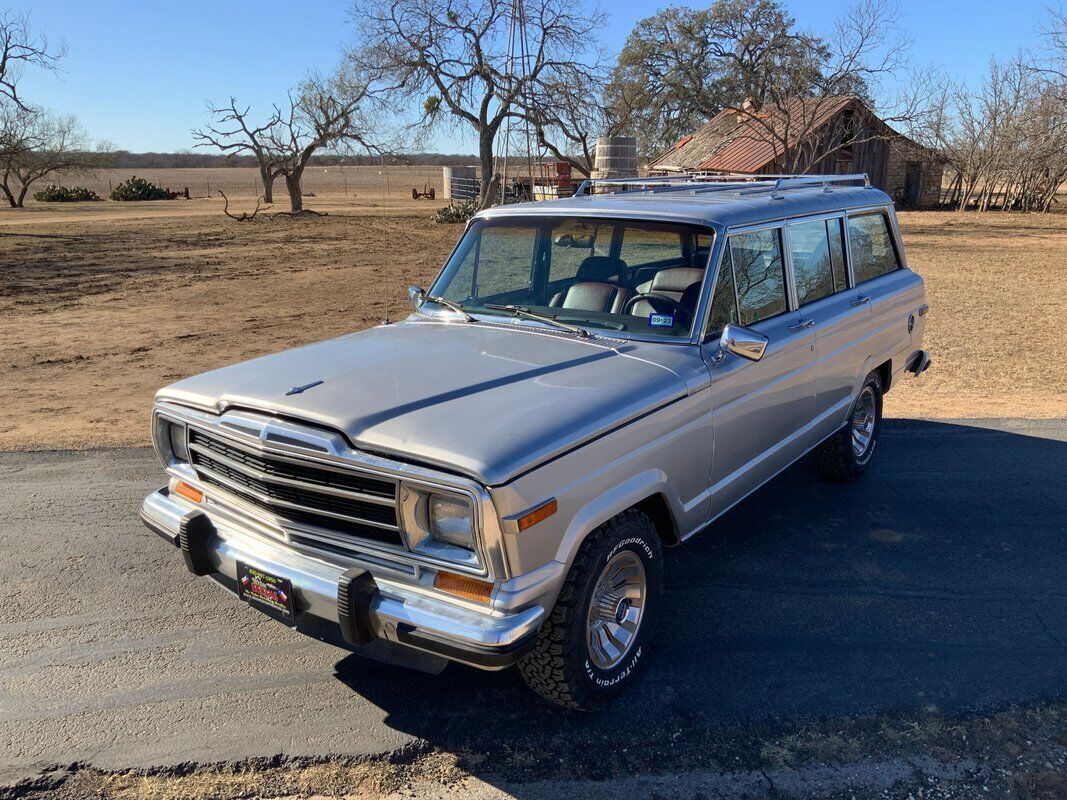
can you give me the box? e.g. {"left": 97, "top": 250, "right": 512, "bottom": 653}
{"left": 700, "top": 225, "right": 816, "bottom": 515}
{"left": 783, "top": 215, "right": 867, "bottom": 436}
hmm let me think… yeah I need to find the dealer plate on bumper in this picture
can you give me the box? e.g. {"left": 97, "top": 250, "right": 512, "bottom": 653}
{"left": 237, "top": 561, "right": 296, "bottom": 620}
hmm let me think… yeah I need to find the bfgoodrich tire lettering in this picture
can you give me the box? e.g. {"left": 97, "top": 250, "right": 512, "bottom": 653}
{"left": 518, "top": 509, "right": 663, "bottom": 710}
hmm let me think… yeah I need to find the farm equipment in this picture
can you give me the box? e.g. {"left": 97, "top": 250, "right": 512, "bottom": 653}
{"left": 412, "top": 184, "right": 436, "bottom": 200}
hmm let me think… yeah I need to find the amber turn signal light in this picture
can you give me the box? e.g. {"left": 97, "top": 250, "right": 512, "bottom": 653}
{"left": 434, "top": 571, "right": 494, "bottom": 604}
{"left": 174, "top": 480, "right": 204, "bottom": 504}
{"left": 516, "top": 498, "right": 557, "bottom": 532}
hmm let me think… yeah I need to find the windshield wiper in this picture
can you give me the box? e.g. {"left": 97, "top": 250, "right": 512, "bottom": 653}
{"left": 482, "top": 303, "right": 592, "bottom": 338}
{"left": 423, "top": 294, "right": 475, "bottom": 323}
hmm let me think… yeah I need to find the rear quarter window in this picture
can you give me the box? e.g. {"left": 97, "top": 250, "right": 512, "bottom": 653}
{"left": 848, "top": 213, "right": 901, "bottom": 284}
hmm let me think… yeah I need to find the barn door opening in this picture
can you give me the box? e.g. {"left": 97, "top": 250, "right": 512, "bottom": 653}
{"left": 904, "top": 162, "right": 923, "bottom": 208}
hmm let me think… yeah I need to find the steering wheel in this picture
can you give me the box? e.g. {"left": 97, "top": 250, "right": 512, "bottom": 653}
{"left": 623, "top": 292, "right": 692, "bottom": 326}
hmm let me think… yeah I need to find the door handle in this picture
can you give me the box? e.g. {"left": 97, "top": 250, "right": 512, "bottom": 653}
{"left": 851, "top": 295, "right": 871, "bottom": 306}
{"left": 789, "top": 318, "right": 815, "bottom": 330}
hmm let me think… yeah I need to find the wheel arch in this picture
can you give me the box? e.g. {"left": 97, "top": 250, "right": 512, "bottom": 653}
{"left": 554, "top": 470, "right": 681, "bottom": 566}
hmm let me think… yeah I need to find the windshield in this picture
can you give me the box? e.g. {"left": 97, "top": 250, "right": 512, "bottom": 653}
{"left": 429, "top": 216, "right": 714, "bottom": 339}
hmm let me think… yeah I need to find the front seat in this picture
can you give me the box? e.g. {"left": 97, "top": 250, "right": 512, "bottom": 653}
{"left": 549, "top": 256, "right": 630, "bottom": 314}
{"left": 628, "top": 267, "right": 704, "bottom": 317}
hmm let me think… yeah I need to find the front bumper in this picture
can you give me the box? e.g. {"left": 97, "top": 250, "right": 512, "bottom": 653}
{"left": 140, "top": 487, "right": 545, "bottom": 670}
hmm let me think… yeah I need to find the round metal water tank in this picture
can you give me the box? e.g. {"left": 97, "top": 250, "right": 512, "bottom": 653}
{"left": 593, "top": 136, "right": 638, "bottom": 179}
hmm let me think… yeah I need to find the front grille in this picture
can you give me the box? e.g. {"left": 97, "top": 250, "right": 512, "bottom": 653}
{"left": 187, "top": 428, "right": 403, "bottom": 549}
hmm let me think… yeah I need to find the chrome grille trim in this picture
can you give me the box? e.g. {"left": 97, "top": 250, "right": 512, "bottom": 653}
{"left": 187, "top": 442, "right": 396, "bottom": 507}
{"left": 154, "top": 402, "right": 504, "bottom": 580}
{"left": 187, "top": 425, "right": 404, "bottom": 550}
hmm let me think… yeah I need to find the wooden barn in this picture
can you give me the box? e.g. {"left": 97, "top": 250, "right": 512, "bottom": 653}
{"left": 647, "top": 96, "right": 944, "bottom": 208}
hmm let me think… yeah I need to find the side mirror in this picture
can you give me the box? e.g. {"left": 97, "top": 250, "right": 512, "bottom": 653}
{"left": 713, "top": 323, "right": 769, "bottom": 363}
{"left": 408, "top": 285, "right": 426, "bottom": 312}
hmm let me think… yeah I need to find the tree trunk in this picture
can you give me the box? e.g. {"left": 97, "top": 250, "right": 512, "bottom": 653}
{"left": 0, "top": 182, "right": 16, "bottom": 208}
{"left": 259, "top": 164, "right": 275, "bottom": 204}
{"left": 285, "top": 169, "right": 304, "bottom": 213}
{"left": 478, "top": 130, "right": 495, "bottom": 209}
{"left": 16, "top": 184, "right": 28, "bottom": 208}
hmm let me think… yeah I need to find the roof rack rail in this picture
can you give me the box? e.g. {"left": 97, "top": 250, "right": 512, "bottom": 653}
{"left": 575, "top": 172, "right": 871, "bottom": 197}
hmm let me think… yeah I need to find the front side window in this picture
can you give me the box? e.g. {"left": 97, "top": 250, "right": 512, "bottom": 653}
{"left": 848, "top": 212, "right": 900, "bottom": 284}
{"left": 430, "top": 216, "right": 712, "bottom": 339}
{"left": 705, "top": 255, "right": 737, "bottom": 339}
{"left": 729, "top": 229, "right": 788, "bottom": 326}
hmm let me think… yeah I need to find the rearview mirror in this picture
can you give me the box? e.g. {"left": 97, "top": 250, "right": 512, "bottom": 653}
{"left": 713, "top": 323, "right": 769, "bottom": 363}
{"left": 408, "top": 285, "right": 426, "bottom": 312}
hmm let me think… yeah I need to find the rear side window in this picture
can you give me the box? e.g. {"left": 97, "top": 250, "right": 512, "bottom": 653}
{"left": 788, "top": 219, "right": 839, "bottom": 306}
{"left": 728, "top": 229, "right": 788, "bottom": 325}
{"left": 848, "top": 213, "right": 900, "bottom": 284}
{"left": 827, "top": 218, "right": 848, "bottom": 289}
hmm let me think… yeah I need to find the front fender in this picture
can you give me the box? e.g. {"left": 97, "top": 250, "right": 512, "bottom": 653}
{"left": 554, "top": 468, "right": 671, "bottom": 567}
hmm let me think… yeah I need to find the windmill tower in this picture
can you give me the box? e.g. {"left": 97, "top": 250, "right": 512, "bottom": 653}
{"left": 495, "top": 0, "right": 545, "bottom": 204}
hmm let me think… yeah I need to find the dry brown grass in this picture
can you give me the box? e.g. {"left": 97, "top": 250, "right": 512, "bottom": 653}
{"left": 885, "top": 210, "right": 1066, "bottom": 419}
{"left": 0, "top": 184, "right": 1063, "bottom": 450}
{"left": 35, "top": 165, "right": 449, "bottom": 204}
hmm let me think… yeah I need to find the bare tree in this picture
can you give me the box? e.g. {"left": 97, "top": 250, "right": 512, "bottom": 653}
{"left": 264, "top": 72, "right": 387, "bottom": 213}
{"left": 348, "top": 0, "right": 605, "bottom": 206}
{"left": 520, "top": 64, "right": 615, "bottom": 177}
{"left": 935, "top": 52, "right": 1067, "bottom": 213}
{"left": 192, "top": 99, "right": 283, "bottom": 203}
{"left": 721, "top": 0, "right": 937, "bottom": 175}
{"left": 0, "top": 106, "right": 105, "bottom": 207}
{"left": 0, "top": 10, "right": 65, "bottom": 112}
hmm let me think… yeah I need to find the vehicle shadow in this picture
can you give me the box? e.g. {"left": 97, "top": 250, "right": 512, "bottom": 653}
{"left": 333, "top": 418, "right": 1067, "bottom": 784}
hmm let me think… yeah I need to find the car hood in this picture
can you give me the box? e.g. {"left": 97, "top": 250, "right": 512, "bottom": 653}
{"left": 157, "top": 319, "right": 690, "bottom": 485}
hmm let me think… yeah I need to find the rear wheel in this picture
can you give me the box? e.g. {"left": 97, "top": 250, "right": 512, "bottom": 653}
{"left": 518, "top": 509, "right": 662, "bottom": 710}
{"left": 813, "top": 370, "right": 883, "bottom": 481}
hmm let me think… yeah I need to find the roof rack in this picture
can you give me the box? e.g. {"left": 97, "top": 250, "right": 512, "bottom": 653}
{"left": 575, "top": 172, "right": 871, "bottom": 198}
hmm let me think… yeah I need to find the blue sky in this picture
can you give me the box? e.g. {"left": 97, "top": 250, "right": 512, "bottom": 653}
{"left": 9, "top": 0, "right": 1053, "bottom": 153}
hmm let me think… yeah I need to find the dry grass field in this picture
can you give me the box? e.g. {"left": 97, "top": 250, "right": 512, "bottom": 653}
{"left": 39, "top": 165, "right": 450, "bottom": 204}
{"left": 0, "top": 168, "right": 1063, "bottom": 450}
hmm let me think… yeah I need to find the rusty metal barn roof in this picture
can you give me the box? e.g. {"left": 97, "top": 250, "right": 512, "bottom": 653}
{"left": 649, "top": 96, "right": 859, "bottom": 174}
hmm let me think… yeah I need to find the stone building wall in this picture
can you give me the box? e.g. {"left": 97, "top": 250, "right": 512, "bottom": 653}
{"left": 883, "top": 140, "right": 944, "bottom": 208}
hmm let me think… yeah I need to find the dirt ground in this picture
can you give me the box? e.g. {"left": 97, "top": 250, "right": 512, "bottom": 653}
{"left": 10, "top": 703, "right": 1067, "bottom": 799}
{"left": 0, "top": 179, "right": 1064, "bottom": 450}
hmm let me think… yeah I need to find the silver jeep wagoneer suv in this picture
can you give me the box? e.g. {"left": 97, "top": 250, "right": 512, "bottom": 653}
{"left": 141, "top": 174, "right": 930, "bottom": 708}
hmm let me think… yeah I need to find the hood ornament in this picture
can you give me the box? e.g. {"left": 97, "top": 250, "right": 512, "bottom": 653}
{"left": 285, "top": 379, "right": 324, "bottom": 396}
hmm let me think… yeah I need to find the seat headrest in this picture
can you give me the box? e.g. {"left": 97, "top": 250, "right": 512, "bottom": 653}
{"left": 577, "top": 256, "right": 626, "bottom": 283}
{"left": 650, "top": 267, "right": 704, "bottom": 294}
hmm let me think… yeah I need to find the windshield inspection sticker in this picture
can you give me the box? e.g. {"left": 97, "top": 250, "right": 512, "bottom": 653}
{"left": 649, "top": 312, "right": 675, "bottom": 328}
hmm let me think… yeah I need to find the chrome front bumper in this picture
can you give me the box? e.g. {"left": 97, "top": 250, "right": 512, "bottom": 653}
{"left": 140, "top": 487, "right": 546, "bottom": 670}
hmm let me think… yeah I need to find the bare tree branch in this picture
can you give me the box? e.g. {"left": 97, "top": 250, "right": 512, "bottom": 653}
{"left": 193, "top": 99, "right": 284, "bottom": 202}
{"left": 0, "top": 11, "right": 65, "bottom": 111}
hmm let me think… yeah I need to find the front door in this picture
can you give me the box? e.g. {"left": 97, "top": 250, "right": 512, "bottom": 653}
{"left": 700, "top": 226, "right": 816, "bottom": 517}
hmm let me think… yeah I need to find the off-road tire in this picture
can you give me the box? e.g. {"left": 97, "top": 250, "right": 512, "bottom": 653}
{"left": 813, "top": 370, "right": 883, "bottom": 481}
{"left": 517, "top": 509, "right": 663, "bottom": 710}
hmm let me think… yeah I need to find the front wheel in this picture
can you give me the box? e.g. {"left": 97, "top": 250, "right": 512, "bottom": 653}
{"left": 518, "top": 509, "right": 662, "bottom": 710}
{"left": 812, "top": 370, "right": 883, "bottom": 481}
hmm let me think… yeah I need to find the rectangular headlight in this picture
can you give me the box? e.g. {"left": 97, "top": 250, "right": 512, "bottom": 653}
{"left": 428, "top": 493, "right": 474, "bottom": 549}
{"left": 152, "top": 416, "right": 189, "bottom": 467}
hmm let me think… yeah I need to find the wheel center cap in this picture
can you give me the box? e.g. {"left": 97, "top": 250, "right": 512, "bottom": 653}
{"left": 614, "top": 597, "right": 632, "bottom": 624}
